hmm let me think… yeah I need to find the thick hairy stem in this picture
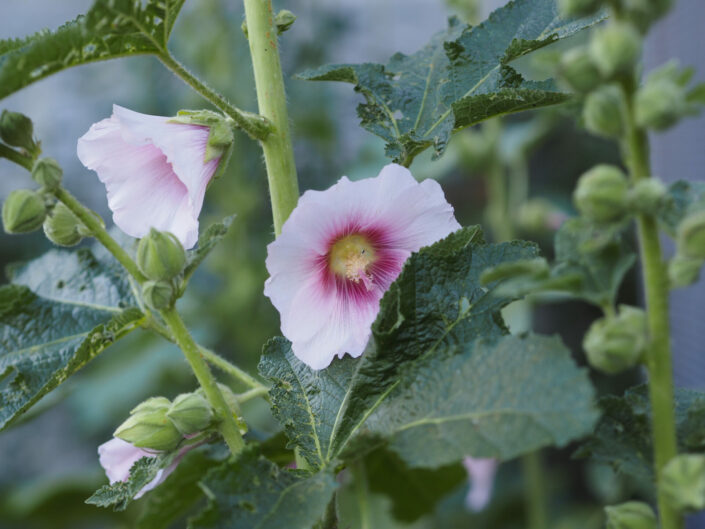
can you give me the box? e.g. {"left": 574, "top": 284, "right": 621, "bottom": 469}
{"left": 0, "top": 143, "right": 33, "bottom": 171}
{"left": 198, "top": 345, "right": 268, "bottom": 391}
{"left": 242, "top": 0, "right": 300, "bottom": 235}
{"left": 622, "top": 79, "right": 681, "bottom": 529}
{"left": 160, "top": 307, "right": 245, "bottom": 455}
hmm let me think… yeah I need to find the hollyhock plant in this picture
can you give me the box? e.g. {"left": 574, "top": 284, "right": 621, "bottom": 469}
{"left": 463, "top": 457, "right": 499, "bottom": 512}
{"left": 77, "top": 105, "right": 226, "bottom": 249}
{"left": 264, "top": 163, "right": 460, "bottom": 369}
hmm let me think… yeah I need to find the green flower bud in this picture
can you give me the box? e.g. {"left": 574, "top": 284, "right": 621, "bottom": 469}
{"left": 558, "top": 0, "right": 601, "bottom": 17}
{"left": 131, "top": 396, "right": 172, "bottom": 414}
{"left": 589, "top": 22, "right": 642, "bottom": 79}
{"left": 43, "top": 203, "right": 83, "bottom": 247}
{"left": 662, "top": 454, "right": 705, "bottom": 512}
{"left": 676, "top": 210, "right": 705, "bottom": 260}
{"left": 0, "top": 110, "right": 37, "bottom": 154}
{"left": 142, "top": 280, "right": 175, "bottom": 310}
{"left": 31, "top": 158, "right": 63, "bottom": 190}
{"left": 628, "top": 178, "right": 667, "bottom": 215}
{"left": 457, "top": 129, "right": 496, "bottom": 172}
{"left": 574, "top": 165, "right": 630, "bottom": 223}
{"left": 635, "top": 79, "right": 686, "bottom": 131}
{"left": 170, "top": 110, "right": 234, "bottom": 164}
{"left": 166, "top": 392, "right": 214, "bottom": 435}
{"left": 558, "top": 47, "right": 602, "bottom": 94}
{"left": 274, "top": 9, "right": 297, "bottom": 34}
{"left": 583, "top": 85, "right": 625, "bottom": 138}
{"left": 583, "top": 305, "right": 647, "bottom": 374}
{"left": 136, "top": 228, "right": 186, "bottom": 281}
{"left": 668, "top": 254, "right": 703, "bottom": 289}
{"left": 2, "top": 189, "right": 46, "bottom": 234}
{"left": 115, "top": 397, "right": 181, "bottom": 451}
{"left": 605, "top": 501, "right": 658, "bottom": 529}
{"left": 619, "top": 0, "right": 673, "bottom": 31}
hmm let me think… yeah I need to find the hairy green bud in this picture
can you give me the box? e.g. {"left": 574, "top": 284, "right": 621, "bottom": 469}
{"left": 137, "top": 228, "right": 186, "bottom": 281}
{"left": 627, "top": 179, "right": 667, "bottom": 215}
{"left": 676, "top": 210, "right": 705, "bottom": 260}
{"left": 43, "top": 203, "right": 83, "bottom": 247}
{"left": 583, "top": 305, "right": 647, "bottom": 374}
{"left": 589, "top": 22, "right": 642, "bottom": 79}
{"left": 0, "top": 110, "right": 37, "bottom": 154}
{"left": 668, "top": 254, "right": 703, "bottom": 289}
{"left": 605, "top": 501, "right": 657, "bottom": 529}
{"left": 662, "top": 454, "right": 705, "bottom": 512}
{"left": 115, "top": 396, "right": 181, "bottom": 451}
{"left": 558, "top": 0, "right": 601, "bottom": 17}
{"left": 31, "top": 158, "right": 63, "bottom": 190}
{"left": 2, "top": 189, "right": 46, "bottom": 234}
{"left": 583, "top": 85, "right": 625, "bottom": 138}
{"left": 619, "top": 0, "right": 673, "bottom": 32}
{"left": 635, "top": 79, "right": 686, "bottom": 131}
{"left": 142, "top": 280, "right": 175, "bottom": 310}
{"left": 574, "top": 165, "right": 630, "bottom": 223}
{"left": 242, "top": 9, "right": 297, "bottom": 38}
{"left": 558, "top": 47, "right": 601, "bottom": 94}
{"left": 167, "top": 392, "right": 214, "bottom": 435}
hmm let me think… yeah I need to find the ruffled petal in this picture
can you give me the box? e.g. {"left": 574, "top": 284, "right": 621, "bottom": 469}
{"left": 97, "top": 438, "right": 155, "bottom": 484}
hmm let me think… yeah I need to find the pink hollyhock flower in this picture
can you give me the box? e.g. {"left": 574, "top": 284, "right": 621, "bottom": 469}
{"left": 77, "top": 105, "right": 222, "bottom": 249}
{"left": 265, "top": 163, "right": 460, "bottom": 369}
{"left": 98, "top": 437, "right": 192, "bottom": 499}
{"left": 463, "top": 457, "right": 498, "bottom": 512}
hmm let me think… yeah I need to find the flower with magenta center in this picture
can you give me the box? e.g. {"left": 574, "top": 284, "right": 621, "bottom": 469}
{"left": 77, "top": 105, "right": 228, "bottom": 249}
{"left": 265, "top": 163, "right": 460, "bottom": 369}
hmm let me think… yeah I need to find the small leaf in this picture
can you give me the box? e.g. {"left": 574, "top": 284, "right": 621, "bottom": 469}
{"left": 86, "top": 456, "right": 164, "bottom": 511}
{"left": 189, "top": 449, "right": 337, "bottom": 529}
{"left": 183, "top": 215, "right": 235, "bottom": 280}
{"left": 298, "top": 0, "right": 605, "bottom": 164}
{"left": 657, "top": 180, "right": 705, "bottom": 236}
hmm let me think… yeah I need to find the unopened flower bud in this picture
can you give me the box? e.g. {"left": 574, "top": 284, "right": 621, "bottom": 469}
{"left": 131, "top": 396, "right": 172, "bottom": 414}
{"left": 142, "top": 280, "right": 175, "bottom": 310}
{"left": 2, "top": 189, "right": 46, "bottom": 234}
{"left": 661, "top": 454, "right": 705, "bottom": 512}
{"left": 558, "top": 0, "right": 601, "bottom": 17}
{"left": 558, "top": 47, "right": 602, "bottom": 94}
{"left": 115, "top": 397, "right": 181, "bottom": 451}
{"left": 635, "top": 79, "right": 685, "bottom": 131}
{"left": 0, "top": 110, "right": 37, "bottom": 154}
{"left": 628, "top": 179, "right": 667, "bottom": 214}
{"left": 583, "top": 305, "right": 647, "bottom": 374}
{"left": 43, "top": 203, "right": 83, "bottom": 247}
{"left": 583, "top": 85, "right": 625, "bottom": 138}
{"left": 574, "top": 165, "right": 630, "bottom": 223}
{"left": 166, "top": 392, "right": 214, "bottom": 435}
{"left": 668, "top": 254, "right": 703, "bottom": 289}
{"left": 676, "top": 210, "right": 705, "bottom": 260}
{"left": 274, "top": 9, "right": 297, "bottom": 34}
{"left": 137, "top": 228, "right": 186, "bottom": 281}
{"left": 590, "top": 22, "right": 642, "bottom": 79}
{"left": 605, "top": 501, "right": 657, "bottom": 529}
{"left": 31, "top": 158, "right": 63, "bottom": 190}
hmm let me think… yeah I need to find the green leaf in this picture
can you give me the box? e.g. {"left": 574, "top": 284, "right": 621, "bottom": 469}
{"left": 259, "top": 227, "right": 540, "bottom": 470}
{"left": 86, "top": 456, "right": 163, "bottom": 511}
{"left": 575, "top": 385, "right": 705, "bottom": 486}
{"left": 0, "top": 247, "right": 143, "bottom": 430}
{"left": 183, "top": 215, "right": 235, "bottom": 280}
{"left": 0, "top": 0, "right": 186, "bottom": 101}
{"left": 298, "top": 0, "right": 605, "bottom": 164}
{"left": 658, "top": 180, "right": 705, "bottom": 236}
{"left": 189, "top": 449, "right": 338, "bottom": 529}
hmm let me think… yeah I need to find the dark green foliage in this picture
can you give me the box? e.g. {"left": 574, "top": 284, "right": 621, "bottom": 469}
{"left": 86, "top": 456, "right": 164, "bottom": 511}
{"left": 658, "top": 180, "right": 705, "bottom": 236}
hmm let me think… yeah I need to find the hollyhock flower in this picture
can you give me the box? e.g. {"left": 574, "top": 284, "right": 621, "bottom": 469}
{"left": 77, "top": 105, "right": 224, "bottom": 249}
{"left": 265, "top": 163, "right": 460, "bottom": 369}
{"left": 98, "top": 437, "right": 193, "bottom": 499}
{"left": 463, "top": 457, "right": 498, "bottom": 512}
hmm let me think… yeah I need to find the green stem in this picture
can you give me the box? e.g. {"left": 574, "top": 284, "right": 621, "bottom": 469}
{"left": 54, "top": 188, "right": 146, "bottom": 283}
{"left": 158, "top": 52, "right": 273, "bottom": 141}
{"left": 242, "top": 0, "right": 300, "bottom": 235}
{"left": 160, "top": 307, "right": 245, "bottom": 454}
{"left": 236, "top": 386, "right": 270, "bottom": 404}
{"left": 0, "top": 143, "right": 33, "bottom": 171}
{"left": 621, "top": 79, "right": 681, "bottom": 529}
{"left": 198, "top": 346, "right": 268, "bottom": 391}
{"left": 522, "top": 451, "right": 549, "bottom": 529}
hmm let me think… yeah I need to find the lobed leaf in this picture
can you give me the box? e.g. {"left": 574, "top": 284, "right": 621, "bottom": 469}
{"left": 298, "top": 0, "right": 605, "bottom": 164}
{"left": 86, "top": 456, "right": 163, "bottom": 511}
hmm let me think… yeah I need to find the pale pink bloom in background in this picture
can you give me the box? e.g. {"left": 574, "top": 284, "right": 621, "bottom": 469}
{"left": 77, "top": 105, "right": 221, "bottom": 249}
{"left": 98, "top": 437, "right": 192, "bottom": 499}
{"left": 463, "top": 457, "right": 499, "bottom": 512}
{"left": 265, "top": 163, "right": 460, "bottom": 369}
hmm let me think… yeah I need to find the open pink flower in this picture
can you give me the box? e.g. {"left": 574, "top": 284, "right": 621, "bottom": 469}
{"left": 463, "top": 457, "right": 498, "bottom": 512}
{"left": 265, "top": 163, "right": 460, "bottom": 369}
{"left": 98, "top": 437, "right": 192, "bottom": 499}
{"left": 77, "top": 105, "right": 221, "bottom": 249}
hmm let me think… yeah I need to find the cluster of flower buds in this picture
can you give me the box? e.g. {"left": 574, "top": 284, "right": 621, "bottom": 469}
{"left": 136, "top": 228, "right": 187, "bottom": 309}
{"left": 604, "top": 501, "right": 658, "bottom": 529}
{"left": 669, "top": 210, "right": 705, "bottom": 288}
{"left": 661, "top": 454, "right": 705, "bottom": 512}
{"left": 583, "top": 305, "right": 648, "bottom": 374}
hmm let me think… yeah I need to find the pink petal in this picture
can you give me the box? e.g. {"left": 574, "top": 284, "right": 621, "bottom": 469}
{"left": 98, "top": 438, "right": 156, "bottom": 484}
{"left": 463, "top": 457, "right": 498, "bottom": 512}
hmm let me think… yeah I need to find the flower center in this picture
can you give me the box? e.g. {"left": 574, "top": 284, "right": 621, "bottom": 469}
{"left": 329, "top": 234, "right": 377, "bottom": 289}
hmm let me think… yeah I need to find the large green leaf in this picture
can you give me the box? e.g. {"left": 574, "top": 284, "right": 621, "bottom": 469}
{"left": 0, "top": 247, "right": 143, "bottom": 430}
{"left": 0, "top": 0, "right": 186, "bottom": 100}
{"left": 298, "top": 0, "right": 605, "bottom": 165}
{"left": 189, "top": 449, "right": 338, "bottom": 529}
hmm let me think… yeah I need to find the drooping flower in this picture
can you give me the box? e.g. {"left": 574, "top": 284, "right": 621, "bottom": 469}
{"left": 463, "top": 457, "right": 498, "bottom": 512}
{"left": 77, "top": 105, "right": 226, "bottom": 249}
{"left": 265, "top": 163, "right": 460, "bottom": 369}
{"left": 97, "top": 437, "right": 193, "bottom": 499}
